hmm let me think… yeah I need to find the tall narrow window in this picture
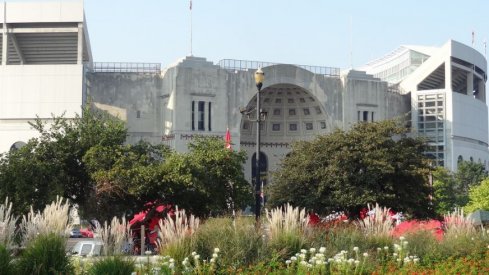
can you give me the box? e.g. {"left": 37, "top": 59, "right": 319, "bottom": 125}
{"left": 208, "top": 102, "right": 212, "bottom": 131}
{"left": 191, "top": 101, "right": 195, "bottom": 131}
{"left": 198, "top": 101, "right": 205, "bottom": 131}
{"left": 363, "top": 111, "right": 369, "bottom": 122}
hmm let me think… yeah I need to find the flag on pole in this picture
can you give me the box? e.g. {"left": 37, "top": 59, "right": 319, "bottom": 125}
{"left": 190, "top": 0, "right": 192, "bottom": 10}
{"left": 225, "top": 128, "right": 232, "bottom": 150}
{"left": 472, "top": 31, "right": 475, "bottom": 47}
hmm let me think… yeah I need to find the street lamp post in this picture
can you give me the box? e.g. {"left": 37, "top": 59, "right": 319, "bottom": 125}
{"left": 254, "top": 68, "right": 264, "bottom": 223}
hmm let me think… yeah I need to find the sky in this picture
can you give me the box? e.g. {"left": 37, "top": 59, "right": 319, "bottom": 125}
{"left": 11, "top": 0, "right": 489, "bottom": 69}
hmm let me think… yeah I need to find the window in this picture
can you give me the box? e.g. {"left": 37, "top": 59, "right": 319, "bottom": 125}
{"left": 264, "top": 98, "right": 270, "bottom": 103}
{"left": 320, "top": 121, "right": 326, "bottom": 129}
{"left": 191, "top": 101, "right": 195, "bottom": 130}
{"left": 299, "top": 98, "right": 306, "bottom": 103}
{"left": 198, "top": 101, "right": 205, "bottom": 131}
{"left": 243, "top": 122, "right": 249, "bottom": 130}
{"left": 289, "top": 123, "right": 297, "bottom": 131}
{"left": 136, "top": 110, "right": 141, "bottom": 119}
{"left": 303, "top": 108, "right": 310, "bottom": 115}
{"left": 315, "top": 106, "right": 322, "bottom": 114}
{"left": 457, "top": 155, "right": 463, "bottom": 163}
{"left": 272, "top": 123, "right": 280, "bottom": 131}
{"left": 275, "top": 98, "right": 282, "bottom": 104}
{"left": 363, "top": 111, "right": 369, "bottom": 121}
{"left": 309, "top": 97, "right": 315, "bottom": 102}
{"left": 273, "top": 109, "right": 281, "bottom": 115}
{"left": 208, "top": 102, "right": 212, "bottom": 131}
{"left": 289, "top": 109, "right": 296, "bottom": 116}
{"left": 305, "top": 122, "right": 313, "bottom": 130}
{"left": 288, "top": 98, "right": 294, "bottom": 103}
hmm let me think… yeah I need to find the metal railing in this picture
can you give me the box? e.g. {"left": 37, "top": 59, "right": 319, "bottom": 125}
{"left": 218, "top": 59, "right": 341, "bottom": 77}
{"left": 91, "top": 62, "right": 161, "bottom": 74}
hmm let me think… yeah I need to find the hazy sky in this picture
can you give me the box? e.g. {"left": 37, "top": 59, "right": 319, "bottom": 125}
{"left": 14, "top": 0, "right": 489, "bottom": 69}
{"left": 83, "top": 0, "right": 489, "bottom": 69}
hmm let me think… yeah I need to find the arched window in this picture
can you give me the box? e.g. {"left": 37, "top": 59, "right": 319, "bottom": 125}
{"left": 457, "top": 155, "right": 463, "bottom": 163}
{"left": 9, "top": 141, "right": 26, "bottom": 152}
{"left": 470, "top": 156, "right": 474, "bottom": 162}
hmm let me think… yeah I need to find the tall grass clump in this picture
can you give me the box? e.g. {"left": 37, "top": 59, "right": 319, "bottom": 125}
{"left": 0, "top": 197, "right": 17, "bottom": 249}
{"left": 95, "top": 216, "right": 131, "bottom": 256}
{"left": 16, "top": 233, "right": 73, "bottom": 274}
{"left": 0, "top": 244, "right": 15, "bottom": 275}
{"left": 265, "top": 203, "right": 308, "bottom": 259}
{"left": 19, "top": 196, "right": 72, "bottom": 247}
{"left": 88, "top": 256, "right": 135, "bottom": 275}
{"left": 194, "top": 216, "right": 264, "bottom": 270}
{"left": 356, "top": 203, "right": 394, "bottom": 238}
{"left": 157, "top": 207, "right": 199, "bottom": 263}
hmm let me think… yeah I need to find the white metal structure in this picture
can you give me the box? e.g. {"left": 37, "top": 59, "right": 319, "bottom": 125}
{"left": 365, "top": 40, "right": 488, "bottom": 170}
{"left": 0, "top": 1, "right": 91, "bottom": 152}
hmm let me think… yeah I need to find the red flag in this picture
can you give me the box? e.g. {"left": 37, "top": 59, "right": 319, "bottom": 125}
{"left": 225, "top": 128, "right": 231, "bottom": 150}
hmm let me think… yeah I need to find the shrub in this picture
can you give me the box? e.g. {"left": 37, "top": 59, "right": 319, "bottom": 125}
{"left": 194, "top": 216, "right": 263, "bottom": 270}
{"left": 0, "top": 244, "right": 15, "bottom": 275}
{"left": 88, "top": 256, "right": 135, "bottom": 275}
{"left": 16, "top": 233, "right": 72, "bottom": 275}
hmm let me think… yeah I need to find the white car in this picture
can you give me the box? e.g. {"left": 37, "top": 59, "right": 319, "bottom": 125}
{"left": 70, "top": 240, "right": 104, "bottom": 257}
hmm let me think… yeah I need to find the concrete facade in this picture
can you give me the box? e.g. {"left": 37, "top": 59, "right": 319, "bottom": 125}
{"left": 86, "top": 57, "right": 407, "bottom": 183}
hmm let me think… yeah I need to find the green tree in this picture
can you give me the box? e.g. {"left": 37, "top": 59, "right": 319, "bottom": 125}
{"left": 85, "top": 137, "right": 252, "bottom": 218}
{"left": 432, "top": 167, "right": 458, "bottom": 216}
{"left": 464, "top": 178, "right": 489, "bottom": 213}
{"left": 0, "top": 106, "right": 126, "bottom": 216}
{"left": 454, "top": 160, "right": 487, "bottom": 206}
{"left": 268, "top": 120, "right": 433, "bottom": 218}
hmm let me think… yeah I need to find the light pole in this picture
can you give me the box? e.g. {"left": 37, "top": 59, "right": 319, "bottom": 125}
{"left": 254, "top": 68, "right": 264, "bottom": 223}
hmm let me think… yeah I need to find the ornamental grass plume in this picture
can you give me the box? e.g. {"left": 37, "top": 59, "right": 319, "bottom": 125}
{"left": 356, "top": 203, "right": 393, "bottom": 237}
{"left": 20, "top": 196, "right": 72, "bottom": 247}
{"left": 443, "top": 208, "right": 475, "bottom": 239}
{"left": 95, "top": 216, "right": 131, "bottom": 256}
{"left": 266, "top": 203, "right": 307, "bottom": 240}
{"left": 0, "top": 197, "right": 17, "bottom": 249}
{"left": 157, "top": 207, "right": 199, "bottom": 250}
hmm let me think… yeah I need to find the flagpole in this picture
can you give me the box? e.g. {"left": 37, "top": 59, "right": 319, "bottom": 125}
{"left": 190, "top": 0, "right": 193, "bottom": 56}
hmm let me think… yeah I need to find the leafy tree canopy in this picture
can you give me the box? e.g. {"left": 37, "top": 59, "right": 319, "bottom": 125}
{"left": 464, "top": 178, "right": 489, "bottom": 213}
{"left": 268, "top": 120, "right": 433, "bottom": 218}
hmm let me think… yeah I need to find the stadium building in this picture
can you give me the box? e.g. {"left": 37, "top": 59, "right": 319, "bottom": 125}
{"left": 0, "top": 1, "right": 487, "bottom": 185}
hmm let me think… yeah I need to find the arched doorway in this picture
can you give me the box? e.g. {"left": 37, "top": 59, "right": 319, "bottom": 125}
{"left": 10, "top": 141, "right": 26, "bottom": 152}
{"left": 240, "top": 83, "right": 330, "bottom": 184}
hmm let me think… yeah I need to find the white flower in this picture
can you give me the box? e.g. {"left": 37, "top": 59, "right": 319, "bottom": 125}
{"left": 191, "top": 251, "right": 197, "bottom": 256}
{"left": 214, "top": 248, "right": 220, "bottom": 253}
{"left": 413, "top": 258, "right": 419, "bottom": 263}
{"left": 399, "top": 236, "right": 405, "bottom": 241}
{"left": 384, "top": 246, "right": 389, "bottom": 250}
{"left": 299, "top": 253, "right": 306, "bottom": 259}
{"left": 316, "top": 260, "right": 323, "bottom": 265}
{"left": 169, "top": 258, "right": 175, "bottom": 263}
{"left": 169, "top": 263, "right": 175, "bottom": 269}
{"left": 393, "top": 253, "right": 398, "bottom": 257}
{"left": 403, "top": 241, "right": 409, "bottom": 246}
{"left": 310, "top": 248, "right": 316, "bottom": 253}
{"left": 347, "top": 258, "right": 355, "bottom": 264}
{"left": 354, "top": 260, "right": 360, "bottom": 265}
{"left": 145, "top": 250, "right": 152, "bottom": 255}
{"left": 210, "top": 258, "right": 215, "bottom": 263}
{"left": 291, "top": 256, "right": 297, "bottom": 261}
{"left": 286, "top": 260, "right": 291, "bottom": 265}
{"left": 353, "top": 246, "right": 359, "bottom": 252}
{"left": 377, "top": 247, "right": 382, "bottom": 252}
{"left": 319, "top": 247, "right": 326, "bottom": 253}
{"left": 301, "top": 249, "right": 307, "bottom": 254}
{"left": 212, "top": 253, "right": 218, "bottom": 258}
{"left": 363, "top": 252, "right": 369, "bottom": 257}
{"left": 194, "top": 255, "right": 200, "bottom": 260}
{"left": 300, "top": 260, "right": 307, "bottom": 266}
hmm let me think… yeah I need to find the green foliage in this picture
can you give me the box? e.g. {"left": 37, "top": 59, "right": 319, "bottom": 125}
{"left": 88, "top": 256, "right": 135, "bottom": 275}
{"left": 0, "top": 106, "right": 127, "bottom": 216}
{"left": 432, "top": 167, "right": 458, "bottom": 216}
{"left": 0, "top": 244, "right": 15, "bottom": 275}
{"left": 193, "top": 217, "right": 264, "bottom": 269}
{"left": 269, "top": 120, "right": 432, "bottom": 218}
{"left": 16, "top": 233, "right": 73, "bottom": 275}
{"left": 465, "top": 179, "right": 489, "bottom": 212}
{"left": 455, "top": 160, "right": 487, "bottom": 206}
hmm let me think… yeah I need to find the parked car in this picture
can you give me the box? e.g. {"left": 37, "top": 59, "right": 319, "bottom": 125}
{"left": 69, "top": 228, "right": 84, "bottom": 238}
{"left": 69, "top": 240, "right": 103, "bottom": 257}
